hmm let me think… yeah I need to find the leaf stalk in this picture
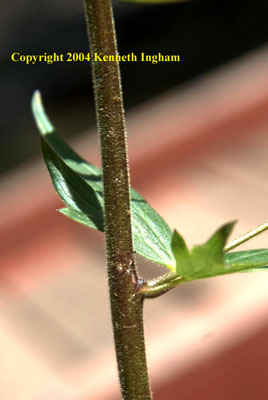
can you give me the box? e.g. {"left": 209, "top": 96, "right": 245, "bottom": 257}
{"left": 141, "top": 272, "right": 183, "bottom": 298}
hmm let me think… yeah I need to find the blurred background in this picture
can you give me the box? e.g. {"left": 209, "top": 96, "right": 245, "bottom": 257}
{"left": 2, "top": 0, "right": 268, "bottom": 399}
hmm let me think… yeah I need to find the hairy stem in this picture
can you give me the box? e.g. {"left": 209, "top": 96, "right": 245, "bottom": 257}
{"left": 83, "top": 1, "right": 152, "bottom": 398}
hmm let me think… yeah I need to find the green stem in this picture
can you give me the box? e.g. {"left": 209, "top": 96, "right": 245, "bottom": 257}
{"left": 83, "top": 1, "right": 152, "bottom": 398}
{"left": 224, "top": 222, "right": 268, "bottom": 252}
{"left": 141, "top": 272, "right": 183, "bottom": 298}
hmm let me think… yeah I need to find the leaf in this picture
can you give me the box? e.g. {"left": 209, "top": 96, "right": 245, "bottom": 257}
{"left": 172, "top": 222, "right": 235, "bottom": 280}
{"left": 224, "top": 250, "right": 268, "bottom": 273}
{"left": 32, "top": 91, "right": 176, "bottom": 270}
{"left": 171, "top": 230, "right": 192, "bottom": 276}
{"left": 41, "top": 138, "right": 104, "bottom": 231}
{"left": 189, "top": 222, "right": 235, "bottom": 279}
{"left": 171, "top": 222, "right": 268, "bottom": 281}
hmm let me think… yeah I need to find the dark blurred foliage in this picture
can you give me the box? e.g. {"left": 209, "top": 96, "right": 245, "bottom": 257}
{"left": 1, "top": 0, "right": 268, "bottom": 173}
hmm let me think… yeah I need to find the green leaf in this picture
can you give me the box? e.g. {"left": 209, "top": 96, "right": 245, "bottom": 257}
{"left": 41, "top": 138, "right": 104, "bottom": 231}
{"left": 32, "top": 91, "right": 175, "bottom": 270}
{"left": 224, "top": 250, "right": 268, "bottom": 273}
{"left": 171, "top": 222, "right": 268, "bottom": 281}
{"left": 172, "top": 222, "right": 236, "bottom": 280}
{"left": 171, "top": 230, "right": 191, "bottom": 276}
{"left": 189, "top": 222, "right": 235, "bottom": 279}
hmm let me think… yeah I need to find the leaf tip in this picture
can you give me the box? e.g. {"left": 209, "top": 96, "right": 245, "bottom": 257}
{"left": 32, "top": 89, "right": 41, "bottom": 103}
{"left": 31, "top": 90, "right": 54, "bottom": 135}
{"left": 171, "top": 229, "right": 189, "bottom": 256}
{"left": 206, "top": 220, "right": 237, "bottom": 248}
{"left": 222, "top": 220, "right": 237, "bottom": 237}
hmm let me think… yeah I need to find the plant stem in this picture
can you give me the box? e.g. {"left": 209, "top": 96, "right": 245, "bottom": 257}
{"left": 83, "top": 1, "right": 152, "bottom": 398}
{"left": 224, "top": 222, "right": 268, "bottom": 252}
{"left": 141, "top": 272, "right": 183, "bottom": 298}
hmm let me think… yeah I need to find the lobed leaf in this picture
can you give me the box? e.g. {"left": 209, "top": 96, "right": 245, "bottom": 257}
{"left": 171, "top": 223, "right": 268, "bottom": 281}
{"left": 32, "top": 91, "right": 176, "bottom": 270}
{"left": 172, "top": 222, "right": 235, "bottom": 280}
